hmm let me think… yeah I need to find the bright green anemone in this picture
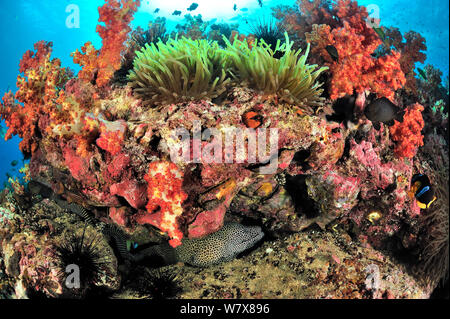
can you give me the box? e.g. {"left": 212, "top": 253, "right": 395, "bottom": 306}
{"left": 223, "top": 33, "right": 328, "bottom": 106}
{"left": 128, "top": 37, "right": 230, "bottom": 106}
{"left": 128, "top": 34, "right": 327, "bottom": 106}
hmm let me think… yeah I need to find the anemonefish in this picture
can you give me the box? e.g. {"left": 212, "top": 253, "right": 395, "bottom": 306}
{"left": 409, "top": 174, "right": 437, "bottom": 209}
{"left": 242, "top": 111, "right": 263, "bottom": 128}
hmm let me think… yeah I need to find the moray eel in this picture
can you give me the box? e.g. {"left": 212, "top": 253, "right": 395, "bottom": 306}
{"left": 28, "top": 180, "right": 264, "bottom": 267}
{"left": 132, "top": 223, "right": 265, "bottom": 267}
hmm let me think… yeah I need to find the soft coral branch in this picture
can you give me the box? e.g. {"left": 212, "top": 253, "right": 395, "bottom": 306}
{"left": 306, "top": 10, "right": 405, "bottom": 99}
{"left": 389, "top": 103, "right": 425, "bottom": 159}
{"left": 72, "top": 0, "right": 140, "bottom": 87}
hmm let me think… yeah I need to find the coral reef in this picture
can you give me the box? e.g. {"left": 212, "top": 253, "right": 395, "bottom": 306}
{"left": 0, "top": 0, "right": 448, "bottom": 300}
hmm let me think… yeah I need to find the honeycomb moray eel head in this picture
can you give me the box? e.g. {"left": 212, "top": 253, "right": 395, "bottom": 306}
{"left": 175, "top": 223, "right": 265, "bottom": 267}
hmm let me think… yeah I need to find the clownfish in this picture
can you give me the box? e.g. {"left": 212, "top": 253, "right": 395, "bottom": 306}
{"left": 409, "top": 174, "right": 437, "bottom": 209}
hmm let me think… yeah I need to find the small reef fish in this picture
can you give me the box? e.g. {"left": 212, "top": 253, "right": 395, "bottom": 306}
{"left": 417, "top": 67, "right": 427, "bottom": 80}
{"left": 0, "top": 126, "right": 7, "bottom": 139}
{"left": 409, "top": 174, "right": 436, "bottom": 209}
{"left": 126, "top": 240, "right": 139, "bottom": 252}
{"left": 373, "top": 27, "right": 385, "bottom": 41}
{"left": 195, "top": 14, "right": 203, "bottom": 23}
{"left": 172, "top": 10, "right": 182, "bottom": 16}
{"left": 187, "top": 3, "right": 198, "bottom": 11}
{"left": 210, "top": 24, "right": 220, "bottom": 31}
{"left": 258, "top": 0, "right": 263, "bottom": 7}
{"left": 372, "top": 26, "right": 391, "bottom": 48}
{"left": 240, "top": 7, "right": 248, "bottom": 12}
{"left": 325, "top": 45, "right": 339, "bottom": 62}
{"left": 326, "top": 95, "right": 357, "bottom": 128}
{"left": 153, "top": 8, "right": 160, "bottom": 13}
{"left": 11, "top": 160, "right": 18, "bottom": 167}
{"left": 364, "top": 97, "right": 405, "bottom": 130}
{"left": 243, "top": 111, "right": 264, "bottom": 128}
{"left": 233, "top": 4, "right": 237, "bottom": 11}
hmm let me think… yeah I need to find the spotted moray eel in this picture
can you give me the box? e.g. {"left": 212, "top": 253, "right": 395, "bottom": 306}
{"left": 28, "top": 180, "right": 264, "bottom": 267}
{"left": 131, "top": 223, "right": 264, "bottom": 267}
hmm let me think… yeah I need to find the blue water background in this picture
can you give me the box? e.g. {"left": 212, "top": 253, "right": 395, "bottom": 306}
{"left": 0, "top": 0, "right": 448, "bottom": 186}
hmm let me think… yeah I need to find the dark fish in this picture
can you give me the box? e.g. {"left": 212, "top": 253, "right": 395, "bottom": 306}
{"left": 233, "top": 4, "right": 237, "bottom": 11}
{"left": 364, "top": 97, "right": 405, "bottom": 130}
{"left": 258, "top": 0, "right": 263, "bottom": 7}
{"left": 373, "top": 26, "right": 385, "bottom": 41}
{"left": 154, "top": 8, "right": 160, "bottom": 13}
{"left": 172, "top": 10, "right": 182, "bottom": 16}
{"left": 326, "top": 95, "right": 356, "bottom": 128}
{"left": 325, "top": 45, "right": 338, "bottom": 62}
{"left": 195, "top": 14, "right": 203, "bottom": 23}
{"left": 187, "top": 3, "right": 198, "bottom": 11}
{"left": 410, "top": 174, "right": 436, "bottom": 209}
{"left": 5, "top": 172, "right": 12, "bottom": 179}
{"left": 417, "top": 67, "right": 427, "bottom": 80}
{"left": 11, "top": 160, "right": 18, "bottom": 167}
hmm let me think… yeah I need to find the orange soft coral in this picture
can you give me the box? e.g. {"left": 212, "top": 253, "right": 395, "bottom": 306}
{"left": 389, "top": 103, "right": 425, "bottom": 159}
{"left": 136, "top": 161, "right": 188, "bottom": 247}
{"left": 0, "top": 42, "right": 71, "bottom": 155}
{"left": 96, "top": 119, "right": 127, "bottom": 155}
{"left": 71, "top": 42, "right": 99, "bottom": 85}
{"left": 72, "top": 0, "right": 140, "bottom": 87}
{"left": 306, "top": 1, "right": 406, "bottom": 100}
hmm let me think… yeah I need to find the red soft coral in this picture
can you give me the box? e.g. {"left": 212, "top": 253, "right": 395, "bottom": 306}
{"left": 301, "top": 0, "right": 406, "bottom": 100}
{"left": 71, "top": 42, "right": 100, "bottom": 85}
{"left": 0, "top": 42, "right": 70, "bottom": 155}
{"left": 72, "top": 0, "right": 140, "bottom": 87}
{"left": 135, "top": 161, "right": 188, "bottom": 247}
{"left": 96, "top": 119, "right": 127, "bottom": 155}
{"left": 383, "top": 28, "right": 427, "bottom": 93}
{"left": 71, "top": 0, "right": 140, "bottom": 87}
{"left": 307, "top": 21, "right": 405, "bottom": 100}
{"left": 389, "top": 103, "right": 424, "bottom": 159}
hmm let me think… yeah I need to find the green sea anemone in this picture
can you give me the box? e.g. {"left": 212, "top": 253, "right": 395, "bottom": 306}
{"left": 223, "top": 33, "right": 328, "bottom": 106}
{"left": 128, "top": 37, "right": 230, "bottom": 106}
